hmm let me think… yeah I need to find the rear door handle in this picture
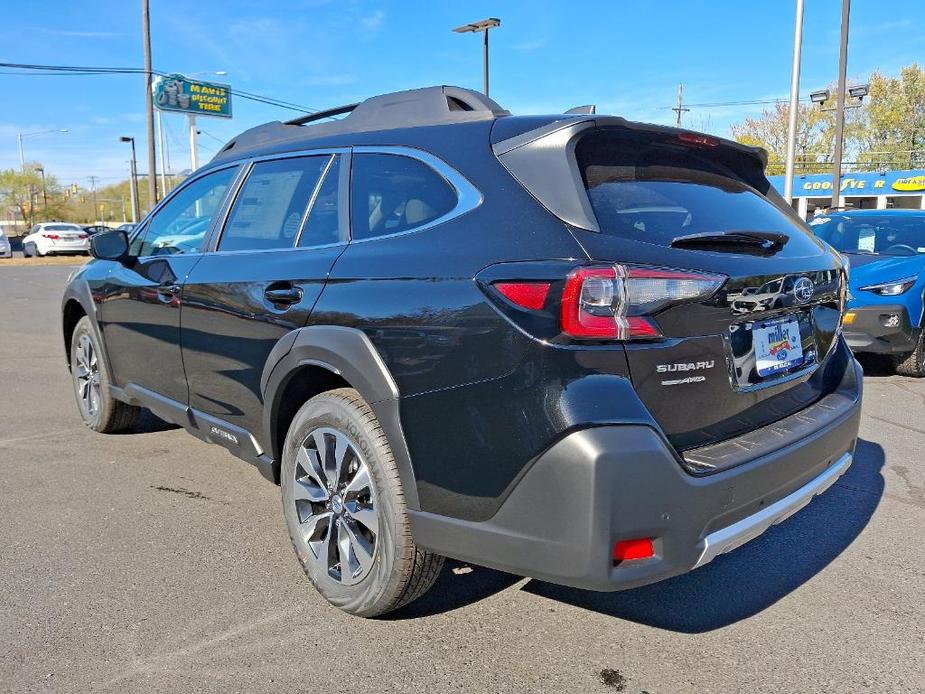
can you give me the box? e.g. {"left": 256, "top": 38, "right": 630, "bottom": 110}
{"left": 264, "top": 285, "right": 303, "bottom": 306}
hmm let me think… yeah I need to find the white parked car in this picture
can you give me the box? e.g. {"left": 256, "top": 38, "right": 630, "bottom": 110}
{"left": 0, "top": 229, "right": 11, "bottom": 258}
{"left": 22, "top": 223, "right": 90, "bottom": 257}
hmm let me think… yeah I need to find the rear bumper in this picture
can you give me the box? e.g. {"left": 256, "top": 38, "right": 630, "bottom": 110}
{"left": 843, "top": 304, "right": 920, "bottom": 354}
{"left": 410, "top": 355, "right": 862, "bottom": 591}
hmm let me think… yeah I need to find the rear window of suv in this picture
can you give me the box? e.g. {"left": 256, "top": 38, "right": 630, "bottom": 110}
{"left": 575, "top": 129, "right": 804, "bottom": 246}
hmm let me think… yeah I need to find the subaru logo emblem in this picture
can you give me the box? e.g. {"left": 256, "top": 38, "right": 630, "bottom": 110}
{"left": 793, "top": 277, "right": 814, "bottom": 303}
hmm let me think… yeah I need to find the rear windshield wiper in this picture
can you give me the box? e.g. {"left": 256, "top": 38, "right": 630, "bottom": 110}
{"left": 670, "top": 230, "right": 789, "bottom": 253}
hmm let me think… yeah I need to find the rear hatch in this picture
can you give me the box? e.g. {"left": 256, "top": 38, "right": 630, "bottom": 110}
{"left": 43, "top": 225, "right": 87, "bottom": 248}
{"left": 494, "top": 119, "right": 847, "bottom": 454}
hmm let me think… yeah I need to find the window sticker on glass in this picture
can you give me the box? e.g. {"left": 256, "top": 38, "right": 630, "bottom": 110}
{"left": 858, "top": 227, "right": 876, "bottom": 252}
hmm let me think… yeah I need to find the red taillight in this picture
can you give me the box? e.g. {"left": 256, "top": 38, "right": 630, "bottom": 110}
{"left": 42, "top": 233, "right": 60, "bottom": 240}
{"left": 494, "top": 281, "right": 551, "bottom": 310}
{"left": 78, "top": 233, "right": 88, "bottom": 239}
{"left": 613, "top": 538, "right": 655, "bottom": 563}
{"left": 677, "top": 132, "right": 719, "bottom": 148}
{"left": 561, "top": 264, "right": 725, "bottom": 340}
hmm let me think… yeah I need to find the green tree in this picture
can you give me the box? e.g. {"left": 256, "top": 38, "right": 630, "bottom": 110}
{"left": 857, "top": 64, "right": 925, "bottom": 170}
{"left": 731, "top": 101, "right": 833, "bottom": 174}
{"left": 0, "top": 166, "right": 51, "bottom": 228}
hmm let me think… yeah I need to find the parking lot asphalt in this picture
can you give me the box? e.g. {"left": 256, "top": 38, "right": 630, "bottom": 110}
{"left": 1, "top": 265, "right": 923, "bottom": 694}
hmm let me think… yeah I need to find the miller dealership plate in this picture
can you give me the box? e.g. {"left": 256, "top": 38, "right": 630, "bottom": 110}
{"left": 753, "top": 319, "right": 803, "bottom": 377}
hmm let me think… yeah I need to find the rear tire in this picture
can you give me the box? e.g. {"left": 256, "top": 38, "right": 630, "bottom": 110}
{"left": 281, "top": 388, "right": 444, "bottom": 617}
{"left": 70, "top": 316, "right": 140, "bottom": 432}
{"left": 894, "top": 330, "right": 925, "bottom": 377}
{"left": 22, "top": 244, "right": 32, "bottom": 258}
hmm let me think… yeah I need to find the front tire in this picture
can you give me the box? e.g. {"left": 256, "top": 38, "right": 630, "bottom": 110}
{"left": 894, "top": 330, "right": 925, "bottom": 377}
{"left": 70, "top": 316, "right": 140, "bottom": 432}
{"left": 281, "top": 388, "right": 443, "bottom": 617}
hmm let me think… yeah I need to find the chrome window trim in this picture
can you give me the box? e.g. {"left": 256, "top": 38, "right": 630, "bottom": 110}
{"left": 199, "top": 144, "right": 481, "bottom": 253}
{"left": 348, "top": 145, "right": 483, "bottom": 244}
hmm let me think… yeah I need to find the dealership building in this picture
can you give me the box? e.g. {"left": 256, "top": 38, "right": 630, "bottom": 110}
{"left": 769, "top": 169, "right": 925, "bottom": 219}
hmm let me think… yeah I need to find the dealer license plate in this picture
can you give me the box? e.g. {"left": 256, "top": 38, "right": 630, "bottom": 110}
{"left": 753, "top": 319, "right": 803, "bottom": 377}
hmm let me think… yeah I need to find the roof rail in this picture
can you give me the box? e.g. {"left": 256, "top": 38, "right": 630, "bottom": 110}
{"left": 210, "top": 86, "right": 511, "bottom": 163}
{"left": 284, "top": 102, "right": 360, "bottom": 126}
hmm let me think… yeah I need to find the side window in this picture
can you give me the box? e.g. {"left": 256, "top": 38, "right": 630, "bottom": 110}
{"left": 137, "top": 167, "right": 237, "bottom": 257}
{"left": 219, "top": 155, "right": 329, "bottom": 252}
{"left": 298, "top": 156, "right": 342, "bottom": 248}
{"left": 350, "top": 154, "right": 458, "bottom": 240}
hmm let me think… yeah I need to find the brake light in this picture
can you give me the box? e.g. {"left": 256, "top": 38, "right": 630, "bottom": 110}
{"left": 561, "top": 264, "right": 725, "bottom": 340}
{"left": 78, "top": 233, "right": 89, "bottom": 239}
{"left": 677, "top": 132, "right": 719, "bottom": 148}
{"left": 42, "top": 233, "right": 60, "bottom": 240}
{"left": 494, "top": 281, "right": 551, "bottom": 310}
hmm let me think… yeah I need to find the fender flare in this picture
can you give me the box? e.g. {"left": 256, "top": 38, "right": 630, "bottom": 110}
{"left": 261, "top": 325, "right": 420, "bottom": 510}
{"left": 61, "top": 283, "right": 116, "bottom": 386}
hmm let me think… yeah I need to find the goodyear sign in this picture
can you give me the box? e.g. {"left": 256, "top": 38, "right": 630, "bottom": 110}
{"left": 770, "top": 169, "right": 925, "bottom": 198}
{"left": 153, "top": 74, "right": 232, "bottom": 118}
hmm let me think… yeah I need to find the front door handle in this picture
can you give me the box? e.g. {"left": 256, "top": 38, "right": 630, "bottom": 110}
{"left": 264, "top": 285, "right": 303, "bottom": 306}
{"left": 157, "top": 283, "right": 181, "bottom": 300}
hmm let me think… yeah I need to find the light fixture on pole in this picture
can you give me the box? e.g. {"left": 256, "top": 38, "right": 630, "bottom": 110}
{"left": 120, "top": 136, "right": 140, "bottom": 223}
{"left": 809, "top": 89, "right": 831, "bottom": 105}
{"left": 17, "top": 128, "right": 68, "bottom": 171}
{"left": 452, "top": 17, "right": 501, "bottom": 97}
{"left": 783, "top": 0, "right": 805, "bottom": 204}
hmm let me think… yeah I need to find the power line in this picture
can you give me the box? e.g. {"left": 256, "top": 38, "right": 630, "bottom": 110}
{"left": 0, "top": 62, "right": 318, "bottom": 114}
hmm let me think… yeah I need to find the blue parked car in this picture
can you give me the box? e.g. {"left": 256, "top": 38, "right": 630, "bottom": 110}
{"left": 810, "top": 209, "right": 925, "bottom": 376}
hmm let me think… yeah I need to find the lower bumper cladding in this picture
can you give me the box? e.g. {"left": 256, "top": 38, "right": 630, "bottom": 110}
{"left": 409, "top": 354, "right": 862, "bottom": 592}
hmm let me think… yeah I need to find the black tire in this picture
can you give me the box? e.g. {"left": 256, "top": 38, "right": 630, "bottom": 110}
{"left": 281, "top": 388, "right": 444, "bottom": 617}
{"left": 894, "top": 330, "right": 925, "bottom": 377}
{"left": 22, "top": 243, "right": 31, "bottom": 258}
{"left": 70, "top": 316, "right": 140, "bottom": 432}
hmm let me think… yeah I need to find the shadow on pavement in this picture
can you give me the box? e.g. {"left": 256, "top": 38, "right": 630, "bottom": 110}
{"left": 395, "top": 439, "right": 884, "bottom": 630}
{"left": 114, "top": 409, "right": 181, "bottom": 435}
{"left": 855, "top": 353, "right": 897, "bottom": 378}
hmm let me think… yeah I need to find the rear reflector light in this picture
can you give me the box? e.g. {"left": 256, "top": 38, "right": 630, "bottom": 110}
{"left": 562, "top": 264, "right": 724, "bottom": 340}
{"left": 613, "top": 538, "right": 655, "bottom": 562}
{"left": 677, "top": 132, "right": 720, "bottom": 148}
{"left": 494, "top": 281, "right": 551, "bottom": 310}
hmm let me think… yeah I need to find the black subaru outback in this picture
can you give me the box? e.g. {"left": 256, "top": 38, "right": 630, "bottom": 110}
{"left": 63, "top": 86, "right": 861, "bottom": 617}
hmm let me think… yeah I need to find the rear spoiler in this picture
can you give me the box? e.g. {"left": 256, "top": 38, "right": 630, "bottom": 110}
{"left": 491, "top": 116, "right": 780, "bottom": 232}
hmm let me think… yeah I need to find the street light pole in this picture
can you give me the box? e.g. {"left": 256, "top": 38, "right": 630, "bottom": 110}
{"left": 188, "top": 114, "right": 199, "bottom": 171}
{"left": 783, "top": 0, "right": 805, "bottom": 204}
{"left": 16, "top": 129, "right": 68, "bottom": 171}
{"left": 452, "top": 18, "right": 501, "bottom": 97}
{"left": 142, "top": 0, "right": 158, "bottom": 208}
{"left": 35, "top": 167, "right": 48, "bottom": 208}
{"left": 120, "top": 136, "right": 140, "bottom": 223}
{"left": 830, "top": 0, "right": 851, "bottom": 210}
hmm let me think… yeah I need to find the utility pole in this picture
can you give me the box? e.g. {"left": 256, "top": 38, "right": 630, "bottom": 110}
{"left": 88, "top": 176, "right": 99, "bottom": 224}
{"left": 142, "top": 0, "right": 158, "bottom": 207}
{"left": 830, "top": 0, "right": 851, "bottom": 210}
{"left": 35, "top": 167, "right": 48, "bottom": 208}
{"left": 784, "top": 0, "right": 805, "bottom": 204}
{"left": 672, "top": 84, "right": 690, "bottom": 127}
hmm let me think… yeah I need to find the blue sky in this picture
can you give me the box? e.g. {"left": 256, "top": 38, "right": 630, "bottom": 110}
{"left": 1, "top": 0, "right": 922, "bottom": 186}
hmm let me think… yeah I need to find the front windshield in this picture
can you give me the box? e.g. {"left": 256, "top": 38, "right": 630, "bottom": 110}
{"left": 810, "top": 213, "right": 925, "bottom": 256}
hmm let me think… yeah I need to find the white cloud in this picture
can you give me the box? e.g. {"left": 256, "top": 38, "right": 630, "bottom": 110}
{"left": 513, "top": 39, "right": 546, "bottom": 52}
{"left": 360, "top": 10, "right": 385, "bottom": 31}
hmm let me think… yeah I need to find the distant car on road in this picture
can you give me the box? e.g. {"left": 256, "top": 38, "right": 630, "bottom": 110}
{"left": 0, "top": 229, "right": 11, "bottom": 259}
{"left": 811, "top": 209, "right": 925, "bottom": 376}
{"left": 83, "top": 225, "right": 111, "bottom": 236}
{"left": 22, "top": 222, "right": 90, "bottom": 257}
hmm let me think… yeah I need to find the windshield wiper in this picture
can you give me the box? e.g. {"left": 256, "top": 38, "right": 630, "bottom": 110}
{"left": 670, "top": 230, "right": 789, "bottom": 253}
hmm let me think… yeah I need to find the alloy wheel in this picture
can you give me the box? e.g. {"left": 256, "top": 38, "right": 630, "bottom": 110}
{"left": 291, "top": 427, "right": 379, "bottom": 586}
{"left": 74, "top": 334, "right": 101, "bottom": 417}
